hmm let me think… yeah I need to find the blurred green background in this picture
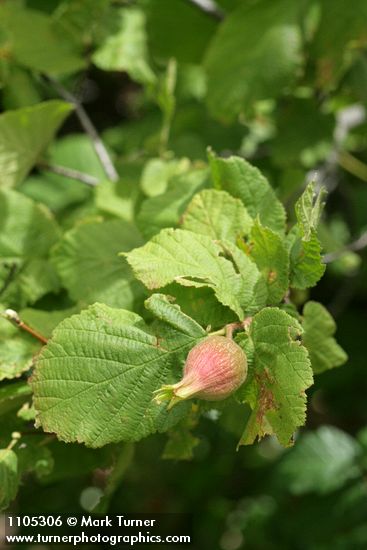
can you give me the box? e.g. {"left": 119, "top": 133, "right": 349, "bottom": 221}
{"left": 1, "top": 0, "right": 367, "bottom": 548}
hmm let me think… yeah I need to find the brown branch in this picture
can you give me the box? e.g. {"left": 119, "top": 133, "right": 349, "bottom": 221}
{"left": 39, "top": 161, "right": 100, "bottom": 187}
{"left": 2, "top": 309, "right": 48, "bottom": 345}
{"left": 323, "top": 231, "right": 367, "bottom": 263}
{"left": 43, "top": 75, "right": 119, "bottom": 182}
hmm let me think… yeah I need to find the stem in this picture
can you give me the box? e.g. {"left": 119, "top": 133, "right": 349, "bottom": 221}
{"left": 338, "top": 150, "right": 367, "bottom": 182}
{"left": 44, "top": 75, "right": 119, "bottom": 182}
{"left": 7, "top": 432, "right": 21, "bottom": 451}
{"left": 2, "top": 309, "right": 48, "bottom": 345}
{"left": 323, "top": 231, "right": 367, "bottom": 263}
{"left": 159, "top": 59, "right": 177, "bottom": 154}
{"left": 39, "top": 161, "right": 100, "bottom": 187}
{"left": 208, "top": 327, "right": 226, "bottom": 337}
{"left": 186, "top": 0, "right": 224, "bottom": 20}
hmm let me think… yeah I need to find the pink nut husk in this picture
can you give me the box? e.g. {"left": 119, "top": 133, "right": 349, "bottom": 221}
{"left": 154, "top": 335, "right": 248, "bottom": 409}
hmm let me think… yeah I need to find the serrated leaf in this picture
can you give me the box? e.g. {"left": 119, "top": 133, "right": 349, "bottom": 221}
{"left": 302, "top": 301, "right": 348, "bottom": 374}
{"left": 295, "top": 182, "right": 327, "bottom": 241}
{"left": 137, "top": 168, "right": 209, "bottom": 239}
{"left": 277, "top": 426, "right": 361, "bottom": 494}
{"left": 204, "top": 0, "right": 302, "bottom": 119}
{"left": 161, "top": 286, "right": 236, "bottom": 329}
{"left": 182, "top": 189, "right": 252, "bottom": 243}
{"left": 51, "top": 220, "right": 144, "bottom": 309}
{"left": 31, "top": 302, "right": 205, "bottom": 447}
{"left": 288, "top": 182, "right": 327, "bottom": 289}
{"left": 0, "top": 100, "right": 73, "bottom": 187}
{"left": 248, "top": 222, "right": 289, "bottom": 304}
{"left": 220, "top": 241, "right": 267, "bottom": 316}
{"left": 0, "top": 449, "right": 19, "bottom": 511}
{"left": 92, "top": 7, "right": 155, "bottom": 85}
{"left": 209, "top": 151, "right": 286, "bottom": 233}
{"left": 125, "top": 228, "right": 247, "bottom": 319}
{"left": 239, "top": 308, "right": 313, "bottom": 447}
{"left": 288, "top": 228, "right": 326, "bottom": 289}
{"left": 145, "top": 294, "right": 206, "bottom": 339}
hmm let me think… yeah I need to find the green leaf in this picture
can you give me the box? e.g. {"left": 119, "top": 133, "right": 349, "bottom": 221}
{"left": 51, "top": 219, "right": 144, "bottom": 309}
{"left": 145, "top": 294, "right": 206, "bottom": 339}
{"left": 204, "top": 0, "right": 302, "bottom": 118}
{"left": 31, "top": 302, "right": 204, "bottom": 447}
{"left": 312, "top": 0, "right": 367, "bottom": 88}
{"left": 146, "top": 0, "right": 217, "bottom": 64}
{"left": 239, "top": 308, "right": 313, "bottom": 447}
{"left": 0, "top": 449, "right": 19, "bottom": 511}
{"left": 0, "top": 313, "right": 41, "bottom": 381}
{"left": 141, "top": 157, "right": 190, "bottom": 198}
{"left": 182, "top": 189, "right": 252, "bottom": 243}
{"left": 248, "top": 221, "right": 289, "bottom": 304}
{"left": 17, "top": 402, "right": 36, "bottom": 422}
{"left": 209, "top": 151, "right": 286, "bottom": 233}
{"left": 288, "top": 227, "right": 326, "bottom": 290}
{"left": 92, "top": 7, "right": 155, "bottom": 85}
{"left": 302, "top": 301, "right": 348, "bottom": 374}
{"left": 125, "top": 228, "right": 247, "bottom": 319}
{"left": 0, "top": 189, "right": 60, "bottom": 258}
{"left": 0, "top": 4, "right": 85, "bottom": 74}
{"left": 4, "top": 259, "right": 60, "bottom": 308}
{"left": 220, "top": 241, "right": 267, "bottom": 316}
{"left": 0, "top": 189, "right": 61, "bottom": 308}
{"left": 161, "top": 286, "right": 236, "bottom": 330}
{"left": 295, "top": 182, "right": 327, "bottom": 241}
{"left": 277, "top": 426, "right": 361, "bottom": 494}
{"left": 288, "top": 182, "right": 327, "bottom": 289}
{"left": 1, "top": 65, "right": 42, "bottom": 110}
{"left": 0, "top": 100, "right": 73, "bottom": 187}
{"left": 137, "top": 168, "right": 209, "bottom": 239}
{"left": 53, "top": 0, "right": 110, "bottom": 47}
{"left": 94, "top": 161, "right": 142, "bottom": 223}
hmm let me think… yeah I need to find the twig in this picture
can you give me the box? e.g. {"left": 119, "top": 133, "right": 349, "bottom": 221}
{"left": 338, "top": 150, "right": 367, "bottom": 183}
{"left": 2, "top": 309, "right": 48, "bottom": 345}
{"left": 323, "top": 231, "right": 367, "bottom": 263}
{"left": 186, "top": 0, "right": 224, "bottom": 20}
{"left": 44, "top": 75, "right": 119, "bottom": 182}
{"left": 39, "top": 161, "right": 100, "bottom": 187}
